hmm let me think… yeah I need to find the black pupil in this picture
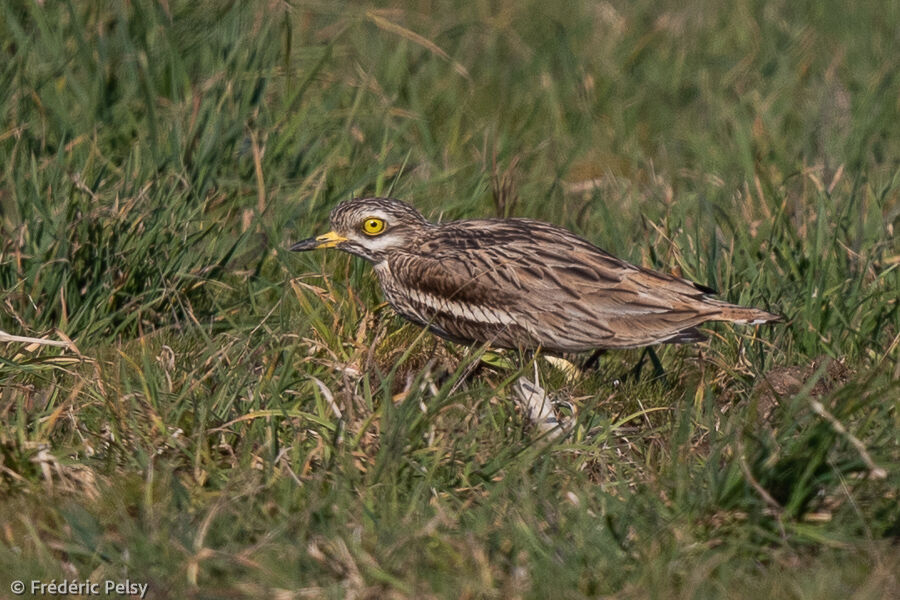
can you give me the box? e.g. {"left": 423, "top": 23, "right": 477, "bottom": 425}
{"left": 369, "top": 220, "right": 378, "bottom": 229}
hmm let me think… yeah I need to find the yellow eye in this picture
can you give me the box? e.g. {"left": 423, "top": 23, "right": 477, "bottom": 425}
{"left": 362, "top": 217, "right": 386, "bottom": 235}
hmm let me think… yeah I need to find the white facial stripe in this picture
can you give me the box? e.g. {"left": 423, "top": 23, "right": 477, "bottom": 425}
{"left": 353, "top": 232, "right": 402, "bottom": 252}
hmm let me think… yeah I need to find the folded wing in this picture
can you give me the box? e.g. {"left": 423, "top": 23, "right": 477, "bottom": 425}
{"left": 384, "top": 219, "right": 775, "bottom": 352}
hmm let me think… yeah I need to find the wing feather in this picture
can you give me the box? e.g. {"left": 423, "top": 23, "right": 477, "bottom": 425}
{"left": 378, "top": 218, "right": 750, "bottom": 351}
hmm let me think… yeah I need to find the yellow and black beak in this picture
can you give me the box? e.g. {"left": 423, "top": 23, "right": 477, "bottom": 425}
{"left": 289, "top": 231, "right": 347, "bottom": 252}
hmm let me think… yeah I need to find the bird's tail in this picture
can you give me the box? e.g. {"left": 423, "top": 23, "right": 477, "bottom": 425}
{"left": 709, "top": 301, "right": 783, "bottom": 325}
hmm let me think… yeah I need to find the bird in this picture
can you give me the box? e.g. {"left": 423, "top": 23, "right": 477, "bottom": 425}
{"left": 289, "top": 197, "right": 781, "bottom": 354}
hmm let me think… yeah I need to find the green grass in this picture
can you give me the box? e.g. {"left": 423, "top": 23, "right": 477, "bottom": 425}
{"left": 1, "top": 0, "right": 898, "bottom": 597}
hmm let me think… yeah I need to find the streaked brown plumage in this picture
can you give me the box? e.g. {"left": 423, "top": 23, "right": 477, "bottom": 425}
{"left": 290, "top": 197, "right": 780, "bottom": 353}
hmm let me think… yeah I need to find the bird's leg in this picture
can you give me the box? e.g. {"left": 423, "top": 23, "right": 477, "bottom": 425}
{"left": 580, "top": 348, "right": 607, "bottom": 372}
{"left": 630, "top": 349, "right": 648, "bottom": 380}
{"left": 646, "top": 347, "right": 667, "bottom": 384}
{"left": 616, "top": 347, "right": 668, "bottom": 386}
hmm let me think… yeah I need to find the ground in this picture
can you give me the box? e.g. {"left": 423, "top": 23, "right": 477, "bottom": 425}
{"left": 1, "top": 1, "right": 898, "bottom": 598}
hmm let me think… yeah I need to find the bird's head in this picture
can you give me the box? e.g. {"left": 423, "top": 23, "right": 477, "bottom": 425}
{"left": 290, "top": 197, "right": 430, "bottom": 263}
